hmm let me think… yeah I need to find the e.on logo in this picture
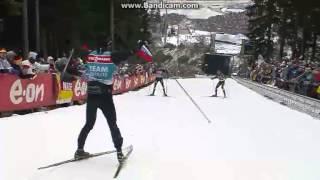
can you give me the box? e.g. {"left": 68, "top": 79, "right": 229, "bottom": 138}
{"left": 10, "top": 80, "right": 44, "bottom": 105}
{"left": 74, "top": 80, "right": 87, "bottom": 97}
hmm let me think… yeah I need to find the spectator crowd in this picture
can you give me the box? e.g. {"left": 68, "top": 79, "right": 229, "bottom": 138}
{"left": 0, "top": 47, "right": 154, "bottom": 82}
{"left": 0, "top": 48, "right": 54, "bottom": 79}
{"left": 239, "top": 60, "right": 320, "bottom": 100}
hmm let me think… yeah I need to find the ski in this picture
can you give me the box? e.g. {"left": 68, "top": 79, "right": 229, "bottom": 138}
{"left": 147, "top": 94, "right": 171, "bottom": 97}
{"left": 113, "top": 145, "right": 133, "bottom": 178}
{"left": 202, "top": 95, "right": 226, "bottom": 98}
{"left": 212, "top": 95, "right": 227, "bottom": 98}
{"left": 38, "top": 146, "right": 131, "bottom": 170}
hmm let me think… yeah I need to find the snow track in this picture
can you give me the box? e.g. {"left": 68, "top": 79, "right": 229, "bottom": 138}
{"left": 1, "top": 78, "right": 320, "bottom": 180}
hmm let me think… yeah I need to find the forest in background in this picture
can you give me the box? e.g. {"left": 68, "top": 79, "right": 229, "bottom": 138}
{"left": 0, "top": 0, "right": 152, "bottom": 58}
{"left": 247, "top": 0, "right": 320, "bottom": 62}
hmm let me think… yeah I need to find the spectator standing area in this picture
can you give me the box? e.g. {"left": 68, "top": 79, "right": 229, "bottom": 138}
{"left": 1, "top": 78, "right": 320, "bottom": 180}
{"left": 239, "top": 60, "right": 320, "bottom": 100}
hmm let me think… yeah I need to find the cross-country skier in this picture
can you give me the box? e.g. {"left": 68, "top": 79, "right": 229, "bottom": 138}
{"left": 211, "top": 70, "right": 226, "bottom": 98}
{"left": 75, "top": 36, "right": 136, "bottom": 163}
{"left": 150, "top": 67, "right": 168, "bottom": 96}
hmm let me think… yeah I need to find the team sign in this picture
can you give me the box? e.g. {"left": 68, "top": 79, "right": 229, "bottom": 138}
{"left": 87, "top": 55, "right": 112, "bottom": 63}
{"left": 87, "top": 54, "right": 116, "bottom": 80}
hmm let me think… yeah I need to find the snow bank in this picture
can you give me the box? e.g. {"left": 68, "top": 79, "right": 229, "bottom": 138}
{"left": 216, "top": 33, "right": 248, "bottom": 45}
{"left": 161, "top": 8, "right": 223, "bottom": 19}
{"left": 159, "top": 0, "right": 250, "bottom": 19}
{"left": 215, "top": 43, "right": 242, "bottom": 55}
{"left": 162, "top": 30, "right": 244, "bottom": 55}
{"left": 221, "top": 8, "right": 246, "bottom": 13}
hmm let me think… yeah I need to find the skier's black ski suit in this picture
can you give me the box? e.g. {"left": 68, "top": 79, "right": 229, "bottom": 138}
{"left": 151, "top": 68, "right": 168, "bottom": 96}
{"left": 211, "top": 71, "right": 226, "bottom": 97}
{"left": 77, "top": 46, "right": 133, "bottom": 153}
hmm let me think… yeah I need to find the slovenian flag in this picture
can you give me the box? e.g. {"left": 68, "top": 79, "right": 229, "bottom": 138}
{"left": 136, "top": 44, "right": 153, "bottom": 62}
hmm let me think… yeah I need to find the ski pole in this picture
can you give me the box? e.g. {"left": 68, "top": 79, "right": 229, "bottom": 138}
{"left": 175, "top": 79, "right": 212, "bottom": 123}
{"left": 148, "top": 79, "right": 152, "bottom": 95}
{"left": 166, "top": 78, "right": 168, "bottom": 95}
{"left": 165, "top": 68, "right": 169, "bottom": 95}
{"left": 62, "top": 48, "right": 74, "bottom": 75}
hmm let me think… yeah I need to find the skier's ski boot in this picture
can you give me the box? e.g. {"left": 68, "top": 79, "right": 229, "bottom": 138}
{"left": 164, "top": 93, "right": 168, "bottom": 97}
{"left": 150, "top": 93, "right": 155, "bottom": 96}
{"left": 117, "top": 151, "right": 124, "bottom": 163}
{"left": 74, "top": 149, "right": 90, "bottom": 159}
{"left": 211, "top": 94, "right": 217, "bottom": 97}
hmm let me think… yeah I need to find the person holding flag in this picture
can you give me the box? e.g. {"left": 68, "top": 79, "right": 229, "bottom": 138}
{"left": 136, "top": 40, "right": 153, "bottom": 62}
{"left": 75, "top": 37, "right": 152, "bottom": 163}
{"left": 135, "top": 40, "right": 169, "bottom": 96}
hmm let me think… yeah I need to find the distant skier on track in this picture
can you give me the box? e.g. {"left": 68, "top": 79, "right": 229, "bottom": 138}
{"left": 150, "top": 67, "right": 168, "bottom": 96}
{"left": 75, "top": 35, "right": 135, "bottom": 163}
{"left": 211, "top": 70, "right": 226, "bottom": 98}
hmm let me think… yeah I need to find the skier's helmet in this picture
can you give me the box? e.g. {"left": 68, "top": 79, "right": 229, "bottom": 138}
{"left": 96, "top": 33, "right": 111, "bottom": 49}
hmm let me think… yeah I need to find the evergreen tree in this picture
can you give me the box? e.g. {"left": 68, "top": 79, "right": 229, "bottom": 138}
{"left": 247, "top": 0, "right": 320, "bottom": 62}
{"left": 247, "top": 0, "right": 279, "bottom": 61}
{"left": 0, "top": 0, "right": 21, "bottom": 17}
{"left": 36, "top": 0, "right": 151, "bottom": 57}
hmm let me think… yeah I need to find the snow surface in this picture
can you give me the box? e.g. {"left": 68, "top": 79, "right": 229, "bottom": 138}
{"left": 1, "top": 78, "right": 320, "bottom": 180}
{"left": 163, "top": 36, "right": 242, "bottom": 55}
{"left": 221, "top": 8, "right": 246, "bottom": 13}
{"left": 216, "top": 33, "right": 248, "bottom": 45}
{"left": 159, "top": 0, "right": 250, "bottom": 19}
{"left": 161, "top": 8, "right": 223, "bottom": 19}
{"left": 193, "top": 30, "right": 211, "bottom": 36}
{"left": 163, "top": 29, "right": 246, "bottom": 55}
{"left": 215, "top": 43, "right": 242, "bottom": 54}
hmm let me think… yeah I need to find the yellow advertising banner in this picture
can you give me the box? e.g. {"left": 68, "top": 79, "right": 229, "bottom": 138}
{"left": 316, "top": 86, "right": 320, "bottom": 94}
{"left": 55, "top": 75, "right": 74, "bottom": 104}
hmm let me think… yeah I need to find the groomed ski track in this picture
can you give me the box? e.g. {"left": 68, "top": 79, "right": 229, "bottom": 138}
{"left": 1, "top": 78, "right": 320, "bottom": 180}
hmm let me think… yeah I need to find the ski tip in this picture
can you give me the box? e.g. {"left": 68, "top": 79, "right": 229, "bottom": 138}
{"left": 113, "top": 145, "right": 133, "bottom": 179}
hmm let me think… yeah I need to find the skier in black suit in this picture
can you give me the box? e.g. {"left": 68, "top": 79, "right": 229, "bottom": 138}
{"left": 211, "top": 70, "right": 226, "bottom": 98}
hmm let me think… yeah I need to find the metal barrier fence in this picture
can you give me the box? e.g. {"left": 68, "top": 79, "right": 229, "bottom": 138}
{"left": 233, "top": 77, "right": 320, "bottom": 119}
